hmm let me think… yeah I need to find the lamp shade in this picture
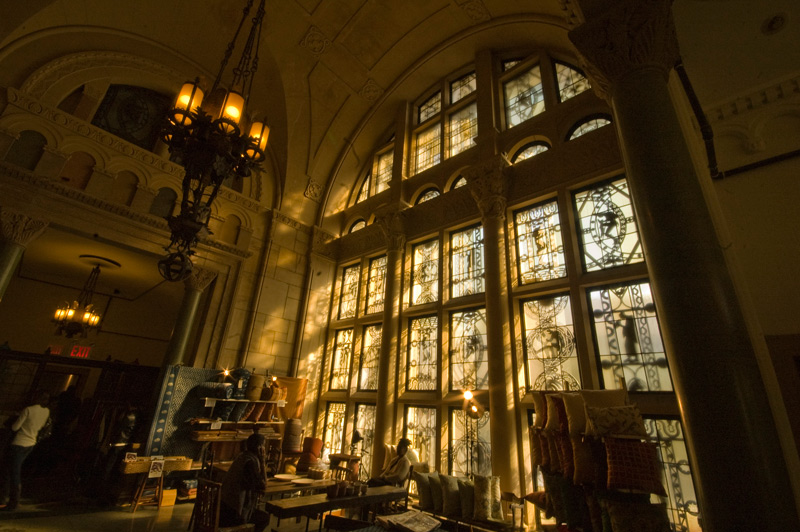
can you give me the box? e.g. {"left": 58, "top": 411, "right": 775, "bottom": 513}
{"left": 175, "top": 82, "right": 204, "bottom": 112}
{"left": 219, "top": 90, "right": 245, "bottom": 131}
{"left": 246, "top": 121, "right": 270, "bottom": 160}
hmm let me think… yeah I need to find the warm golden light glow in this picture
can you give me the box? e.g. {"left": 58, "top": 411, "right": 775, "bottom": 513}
{"left": 219, "top": 91, "right": 245, "bottom": 127}
{"left": 224, "top": 369, "right": 230, "bottom": 376}
{"left": 175, "top": 82, "right": 204, "bottom": 111}
{"left": 463, "top": 390, "right": 473, "bottom": 400}
{"left": 471, "top": 405, "right": 478, "bottom": 413}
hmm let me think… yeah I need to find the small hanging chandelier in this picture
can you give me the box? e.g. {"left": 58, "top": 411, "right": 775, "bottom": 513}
{"left": 53, "top": 265, "right": 103, "bottom": 338}
{"left": 158, "top": 0, "right": 269, "bottom": 282}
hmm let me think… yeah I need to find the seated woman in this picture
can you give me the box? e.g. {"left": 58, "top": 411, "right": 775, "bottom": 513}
{"left": 367, "top": 437, "right": 412, "bottom": 487}
{"left": 220, "top": 433, "right": 270, "bottom": 532}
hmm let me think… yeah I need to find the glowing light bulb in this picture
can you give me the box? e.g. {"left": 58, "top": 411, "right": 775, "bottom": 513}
{"left": 464, "top": 390, "right": 473, "bottom": 400}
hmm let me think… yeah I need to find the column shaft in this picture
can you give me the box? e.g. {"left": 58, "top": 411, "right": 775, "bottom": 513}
{"left": 0, "top": 242, "right": 23, "bottom": 302}
{"left": 164, "top": 287, "right": 202, "bottom": 367}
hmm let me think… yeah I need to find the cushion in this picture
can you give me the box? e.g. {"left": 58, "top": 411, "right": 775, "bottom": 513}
{"left": 605, "top": 500, "right": 671, "bottom": 532}
{"left": 580, "top": 388, "right": 629, "bottom": 408}
{"left": 585, "top": 405, "right": 648, "bottom": 439}
{"left": 428, "top": 472, "right": 443, "bottom": 513}
{"left": 412, "top": 470, "right": 433, "bottom": 511}
{"left": 605, "top": 437, "right": 667, "bottom": 496}
{"left": 490, "top": 476, "right": 502, "bottom": 520}
{"left": 457, "top": 478, "right": 475, "bottom": 519}
{"left": 556, "top": 433, "right": 574, "bottom": 479}
{"left": 473, "top": 475, "right": 500, "bottom": 521}
{"left": 546, "top": 434, "right": 561, "bottom": 473}
{"left": 531, "top": 392, "right": 547, "bottom": 429}
{"left": 544, "top": 394, "right": 562, "bottom": 433}
{"left": 561, "top": 392, "right": 587, "bottom": 435}
{"left": 229, "top": 401, "right": 250, "bottom": 422}
{"left": 406, "top": 448, "right": 420, "bottom": 464}
{"left": 247, "top": 402, "right": 266, "bottom": 422}
{"left": 571, "top": 435, "right": 596, "bottom": 485}
{"left": 440, "top": 474, "right": 461, "bottom": 517}
{"left": 529, "top": 426, "right": 542, "bottom": 467}
{"left": 383, "top": 444, "right": 398, "bottom": 470}
{"left": 239, "top": 402, "right": 256, "bottom": 422}
{"left": 539, "top": 433, "right": 550, "bottom": 469}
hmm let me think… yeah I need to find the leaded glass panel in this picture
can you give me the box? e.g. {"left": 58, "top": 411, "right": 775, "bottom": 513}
{"left": 419, "top": 92, "right": 442, "bottom": 123}
{"left": 450, "top": 308, "right": 488, "bottom": 391}
{"left": 522, "top": 294, "right": 580, "bottom": 391}
{"left": 515, "top": 200, "right": 566, "bottom": 284}
{"left": 645, "top": 418, "right": 701, "bottom": 532}
{"left": 451, "top": 72, "right": 476, "bottom": 103}
{"left": 555, "top": 62, "right": 591, "bottom": 102}
{"left": 414, "top": 123, "right": 442, "bottom": 174}
{"left": 356, "top": 173, "right": 370, "bottom": 203}
{"left": 407, "top": 315, "right": 438, "bottom": 391}
{"left": 350, "top": 220, "right": 366, "bottom": 233}
{"left": 588, "top": 281, "right": 672, "bottom": 392}
{"left": 504, "top": 65, "right": 545, "bottom": 128}
{"left": 447, "top": 103, "right": 478, "bottom": 158}
{"left": 330, "top": 328, "right": 353, "bottom": 390}
{"left": 374, "top": 151, "right": 393, "bottom": 194}
{"left": 574, "top": 177, "right": 644, "bottom": 272}
{"left": 323, "top": 402, "right": 347, "bottom": 454}
{"left": 355, "top": 404, "right": 376, "bottom": 480}
{"left": 358, "top": 325, "right": 381, "bottom": 391}
{"left": 405, "top": 406, "right": 437, "bottom": 467}
{"left": 417, "top": 189, "right": 440, "bottom": 204}
{"left": 366, "top": 256, "right": 387, "bottom": 314}
{"left": 512, "top": 143, "right": 549, "bottom": 163}
{"left": 502, "top": 59, "right": 522, "bottom": 71}
{"left": 338, "top": 265, "right": 361, "bottom": 319}
{"left": 452, "top": 176, "right": 467, "bottom": 189}
{"left": 449, "top": 408, "right": 491, "bottom": 477}
{"left": 450, "top": 226, "right": 484, "bottom": 298}
{"left": 411, "top": 240, "right": 439, "bottom": 305}
{"left": 569, "top": 117, "right": 611, "bottom": 139}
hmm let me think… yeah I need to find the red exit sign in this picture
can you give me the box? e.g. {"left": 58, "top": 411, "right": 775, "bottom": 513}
{"left": 70, "top": 345, "right": 91, "bottom": 358}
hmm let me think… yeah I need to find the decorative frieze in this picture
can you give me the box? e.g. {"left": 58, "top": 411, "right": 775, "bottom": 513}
{"left": 706, "top": 75, "right": 800, "bottom": 123}
{"left": 312, "top": 226, "right": 338, "bottom": 260}
{"left": 185, "top": 266, "right": 218, "bottom": 292}
{"left": 0, "top": 207, "right": 48, "bottom": 245}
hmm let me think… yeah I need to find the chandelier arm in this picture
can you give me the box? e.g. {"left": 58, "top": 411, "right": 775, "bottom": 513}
{"left": 231, "top": 0, "right": 265, "bottom": 95}
{"left": 211, "top": 0, "right": 255, "bottom": 95}
{"left": 244, "top": 3, "right": 265, "bottom": 104}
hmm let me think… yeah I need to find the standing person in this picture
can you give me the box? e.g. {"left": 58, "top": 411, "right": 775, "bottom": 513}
{"left": 219, "top": 433, "right": 269, "bottom": 532}
{"left": 1, "top": 391, "right": 50, "bottom": 511}
{"left": 367, "top": 437, "right": 412, "bottom": 487}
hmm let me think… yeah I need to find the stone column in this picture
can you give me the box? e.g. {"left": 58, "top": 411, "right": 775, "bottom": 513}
{"left": 569, "top": 1, "right": 799, "bottom": 529}
{"left": 370, "top": 206, "right": 406, "bottom": 477}
{"left": 163, "top": 266, "right": 217, "bottom": 367}
{"left": 464, "top": 156, "right": 520, "bottom": 490}
{"left": 0, "top": 208, "right": 48, "bottom": 302}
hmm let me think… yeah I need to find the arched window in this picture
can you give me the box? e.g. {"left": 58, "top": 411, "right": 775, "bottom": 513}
{"left": 109, "top": 170, "right": 139, "bottom": 206}
{"left": 451, "top": 176, "right": 467, "bottom": 190}
{"left": 57, "top": 151, "right": 95, "bottom": 190}
{"left": 416, "top": 188, "right": 441, "bottom": 204}
{"left": 149, "top": 187, "right": 177, "bottom": 218}
{"left": 568, "top": 115, "right": 612, "bottom": 140}
{"left": 512, "top": 142, "right": 550, "bottom": 163}
{"left": 219, "top": 214, "right": 242, "bottom": 246}
{"left": 554, "top": 62, "right": 591, "bottom": 102}
{"left": 503, "top": 62, "right": 545, "bottom": 128}
{"left": 91, "top": 84, "right": 172, "bottom": 151}
{"left": 349, "top": 220, "right": 367, "bottom": 233}
{"left": 4, "top": 130, "right": 47, "bottom": 171}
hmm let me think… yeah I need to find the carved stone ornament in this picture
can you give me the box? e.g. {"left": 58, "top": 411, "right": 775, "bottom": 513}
{"left": 359, "top": 79, "right": 384, "bottom": 103}
{"left": 454, "top": 0, "right": 491, "bottom": 23}
{"left": 374, "top": 205, "right": 407, "bottom": 252}
{"left": 568, "top": 0, "right": 680, "bottom": 102}
{"left": 0, "top": 207, "right": 48, "bottom": 245}
{"left": 301, "top": 26, "right": 331, "bottom": 56}
{"left": 463, "top": 155, "right": 510, "bottom": 221}
{"left": 312, "top": 226, "right": 338, "bottom": 259}
{"left": 185, "top": 266, "right": 217, "bottom": 292}
{"left": 304, "top": 178, "right": 323, "bottom": 203}
{"left": 558, "top": 0, "right": 584, "bottom": 28}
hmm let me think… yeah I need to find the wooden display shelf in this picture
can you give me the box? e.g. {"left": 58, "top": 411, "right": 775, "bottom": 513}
{"left": 191, "top": 419, "right": 285, "bottom": 425}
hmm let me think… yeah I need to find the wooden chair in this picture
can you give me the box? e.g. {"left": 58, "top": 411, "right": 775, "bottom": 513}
{"left": 500, "top": 491, "right": 525, "bottom": 532}
{"left": 192, "top": 478, "right": 255, "bottom": 532}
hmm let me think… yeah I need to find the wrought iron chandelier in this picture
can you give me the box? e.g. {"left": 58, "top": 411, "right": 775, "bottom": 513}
{"left": 53, "top": 265, "right": 103, "bottom": 338}
{"left": 158, "top": 0, "right": 269, "bottom": 281}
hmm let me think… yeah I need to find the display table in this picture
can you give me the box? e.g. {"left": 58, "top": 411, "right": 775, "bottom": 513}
{"left": 261, "top": 485, "right": 406, "bottom": 524}
{"left": 120, "top": 457, "right": 193, "bottom": 512}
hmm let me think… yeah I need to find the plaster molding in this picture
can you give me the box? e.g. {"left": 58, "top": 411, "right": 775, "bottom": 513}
{"left": 0, "top": 207, "right": 48, "bottom": 245}
{"left": 706, "top": 74, "right": 800, "bottom": 123}
{"left": 359, "top": 79, "right": 384, "bottom": 103}
{"left": 301, "top": 26, "right": 332, "bottom": 56}
{"left": 185, "top": 266, "right": 218, "bottom": 292}
{"left": 304, "top": 178, "right": 323, "bottom": 203}
{"left": 568, "top": 0, "right": 679, "bottom": 102}
{"left": 272, "top": 210, "right": 312, "bottom": 235}
{"left": 452, "top": 0, "right": 491, "bottom": 23}
{"left": 558, "top": 0, "right": 584, "bottom": 28}
{"left": 312, "top": 226, "right": 338, "bottom": 259}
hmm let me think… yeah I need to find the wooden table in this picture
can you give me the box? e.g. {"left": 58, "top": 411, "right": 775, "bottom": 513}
{"left": 261, "top": 485, "right": 407, "bottom": 530}
{"left": 262, "top": 479, "right": 335, "bottom": 498}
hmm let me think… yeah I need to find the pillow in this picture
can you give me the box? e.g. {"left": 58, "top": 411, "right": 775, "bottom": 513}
{"left": 556, "top": 433, "right": 574, "bottom": 479}
{"left": 547, "top": 434, "right": 561, "bottom": 473}
{"left": 605, "top": 500, "right": 671, "bottom": 532}
{"left": 585, "top": 405, "right": 648, "bottom": 439}
{"left": 428, "top": 472, "right": 443, "bottom": 513}
{"left": 383, "top": 444, "right": 398, "bottom": 470}
{"left": 490, "top": 476, "right": 502, "bottom": 520}
{"left": 605, "top": 437, "right": 667, "bottom": 496}
{"left": 473, "top": 475, "right": 501, "bottom": 521}
{"left": 544, "top": 394, "right": 568, "bottom": 434}
{"left": 529, "top": 426, "right": 542, "bottom": 467}
{"left": 247, "top": 402, "right": 266, "bottom": 422}
{"left": 413, "top": 470, "right": 433, "bottom": 511}
{"left": 457, "top": 478, "right": 475, "bottom": 519}
{"left": 440, "top": 474, "right": 461, "bottom": 517}
{"left": 531, "top": 391, "right": 552, "bottom": 429}
{"left": 539, "top": 433, "right": 550, "bottom": 469}
{"left": 406, "top": 448, "right": 420, "bottom": 464}
{"left": 580, "top": 388, "right": 629, "bottom": 408}
{"left": 561, "top": 392, "right": 587, "bottom": 435}
{"left": 570, "top": 435, "right": 595, "bottom": 486}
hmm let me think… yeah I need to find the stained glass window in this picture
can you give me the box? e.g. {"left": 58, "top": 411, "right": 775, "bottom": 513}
{"left": 447, "top": 103, "right": 478, "bottom": 158}
{"left": 354, "top": 403, "right": 376, "bottom": 480}
{"left": 574, "top": 177, "right": 644, "bottom": 272}
{"left": 569, "top": 117, "right": 611, "bottom": 139}
{"left": 323, "top": 402, "right": 347, "bottom": 454}
{"left": 405, "top": 406, "right": 437, "bottom": 467}
{"left": 521, "top": 294, "right": 580, "bottom": 391}
{"left": 374, "top": 151, "right": 393, "bottom": 194}
{"left": 515, "top": 199, "right": 566, "bottom": 284}
{"left": 449, "top": 407, "right": 491, "bottom": 477}
{"left": 366, "top": 256, "right": 386, "bottom": 315}
{"left": 414, "top": 123, "right": 442, "bottom": 174}
{"left": 502, "top": 59, "right": 522, "bottom": 72}
{"left": 416, "top": 189, "right": 440, "bottom": 204}
{"left": 407, "top": 315, "right": 438, "bottom": 391}
{"left": 450, "top": 225, "right": 484, "bottom": 298}
{"left": 450, "top": 308, "right": 488, "bottom": 391}
{"left": 451, "top": 72, "right": 477, "bottom": 103}
{"left": 330, "top": 328, "right": 353, "bottom": 390}
{"left": 588, "top": 281, "right": 672, "bottom": 392}
{"left": 349, "top": 220, "right": 366, "bottom": 233}
{"left": 338, "top": 265, "right": 361, "bottom": 319}
{"left": 419, "top": 92, "right": 442, "bottom": 123}
{"left": 411, "top": 240, "right": 439, "bottom": 305}
{"left": 452, "top": 176, "right": 467, "bottom": 189}
{"left": 504, "top": 65, "right": 545, "bottom": 128}
{"left": 356, "top": 173, "right": 370, "bottom": 203}
{"left": 512, "top": 142, "right": 549, "bottom": 163}
{"left": 645, "top": 418, "right": 700, "bottom": 532}
{"left": 358, "top": 325, "right": 381, "bottom": 391}
{"left": 555, "top": 62, "right": 591, "bottom": 102}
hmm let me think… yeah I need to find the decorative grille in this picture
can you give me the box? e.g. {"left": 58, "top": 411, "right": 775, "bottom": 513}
{"left": 504, "top": 65, "right": 545, "bottom": 127}
{"left": 330, "top": 329, "right": 354, "bottom": 390}
{"left": 522, "top": 294, "right": 580, "bottom": 391}
{"left": 407, "top": 315, "right": 438, "bottom": 391}
{"left": 513, "top": 143, "right": 549, "bottom": 163}
{"left": 588, "top": 281, "right": 672, "bottom": 392}
{"left": 515, "top": 199, "right": 566, "bottom": 284}
{"left": 411, "top": 240, "right": 439, "bottom": 305}
{"left": 338, "top": 265, "right": 361, "bottom": 319}
{"left": 417, "top": 189, "right": 440, "bottom": 204}
{"left": 569, "top": 117, "right": 611, "bottom": 139}
{"left": 451, "top": 226, "right": 484, "bottom": 298}
{"left": 450, "top": 308, "right": 488, "bottom": 391}
{"left": 358, "top": 325, "right": 381, "bottom": 391}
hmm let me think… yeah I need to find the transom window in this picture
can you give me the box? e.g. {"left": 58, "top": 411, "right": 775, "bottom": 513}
{"left": 365, "top": 255, "right": 387, "bottom": 315}
{"left": 355, "top": 146, "right": 394, "bottom": 203}
{"left": 555, "top": 61, "right": 591, "bottom": 102}
{"left": 416, "top": 189, "right": 441, "bottom": 204}
{"left": 504, "top": 64, "right": 545, "bottom": 128}
{"left": 569, "top": 116, "right": 612, "bottom": 140}
{"left": 512, "top": 142, "right": 550, "bottom": 163}
{"left": 450, "top": 72, "right": 476, "bottom": 103}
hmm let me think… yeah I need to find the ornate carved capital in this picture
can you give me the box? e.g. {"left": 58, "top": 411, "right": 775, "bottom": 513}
{"left": 0, "top": 207, "right": 48, "bottom": 246}
{"left": 374, "top": 205, "right": 407, "bottom": 252}
{"left": 312, "top": 226, "right": 338, "bottom": 259}
{"left": 568, "top": 0, "right": 679, "bottom": 101}
{"left": 185, "top": 266, "right": 217, "bottom": 292}
{"left": 463, "top": 155, "right": 510, "bottom": 222}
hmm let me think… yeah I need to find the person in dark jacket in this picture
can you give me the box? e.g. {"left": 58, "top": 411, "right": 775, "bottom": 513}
{"left": 219, "top": 433, "right": 269, "bottom": 531}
